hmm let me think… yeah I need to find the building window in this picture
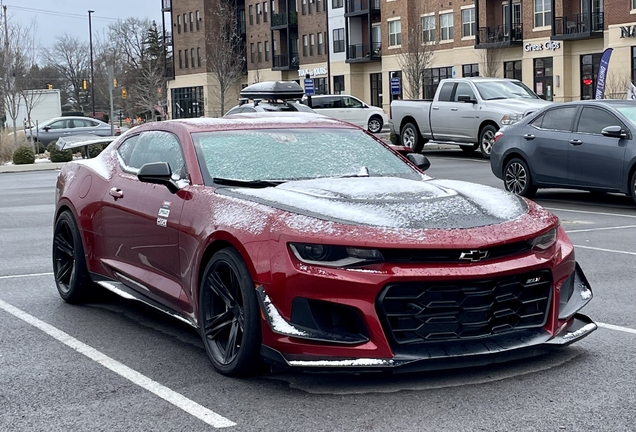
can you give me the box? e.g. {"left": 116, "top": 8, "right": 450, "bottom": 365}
{"left": 171, "top": 86, "right": 204, "bottom": 119}
{"left": 183, "top": 14, "right": 187, "bottom": 32}
{"left": 265, "top": 41, "right": 270, "bottom": 61}
{"left": 318, "top": 32, "right": 323, "bottom": 55}
{"left": 250, "top": 43, "right": 255, "bottom": 63}
{"left": 462, "top": 8, "right": 475, "bottom": 37}
{"left": 256, "top": 4, "right": 261, "bottom": 24}
{"left": 332, "top": 0, "right": 343, "bottom": 7}
{"left": 309, "top": 0, "right": 313, "bottom": 14}
{"left": 422, "top": 15, "right": 435, "bottom": 42}
{"left": 333, "top": 28, "right": 345, "bottom": 52}
{"left": 191, "top": 48, "right": 195, "bottom": 68}
{"left": 440, "top": 13, "right": 454, "bottom": 41}
{"left": 388, "top": 20, "right": 401, "bottom": 47}
{"left": 303, "top": 35, "right": 308, "bottom": 56}
{"left": 534, "top": 57, "right": 554, "bottom": 101}
{"left": 534, "top": 0, "right": 551, "bottom": 28}
{"left": 580, "top": 53, "right": 602, "bottom": 100}
{"left": 333, "top": 75, "right": 345, "bottom": 94}
{"left": 370, "top": 73, "right": 382, "bottom": 108}
{"left": 197, "top": 47, "right": 201, "bottom": 67}
{"left": 189, "top": 12, "right": 194, "bottom": 31}
{"left": 633, "top": 0, "right": 636, "bottom": 9}
{"left": 462, "top": 64, "right": 479, "bottom": 77}
{"left": 249, "top": 5, "right": 253, "bottom": 25}
{"left": 423, "top": 67, "right": 453, "bottom": 99}
{"left": 310, "top": 34, "right": 315, "bottom": 56}
{"left": 196, "top": 11, "right": 200, "bottom": 30}
{"left": 390, "top": 71, "right": 403, "bottom": 101}
{"left": 177, "top": 15, "right": 181, "bottom": 33}
{"left": 631, "top": 47, "right": 636, "bottom": 85}
{"left": 317, "top": 0, "right": 323, "bottom": 13}
{"left": 178, "top": 50, "right": 182, "bottom": 69}
{"left": 504, "top": 60, "right": 522, "bottom": 81}
{"left": 264, "top": 2, "right": 268, "bottom": 22}
{"left": 302, "top": 0, "right": 307, "bottom": 15}
{"left": 184, "top": 48, "right": 189, "bottom": 68}
{"left": 257, "top": 42, "right": 262, "bottom": 63}
{"left": 314, "top": 77, "right": 328, "bottom": 95}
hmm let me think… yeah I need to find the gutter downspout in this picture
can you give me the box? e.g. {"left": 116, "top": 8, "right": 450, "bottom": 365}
{"left": 326, "top": 1, "right": 331, "bottom": 93}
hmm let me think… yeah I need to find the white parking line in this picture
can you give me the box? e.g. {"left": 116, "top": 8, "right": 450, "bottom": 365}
{"left": 0, "top": 272, "right": 53, "bottom": 280}
{"left": 573, "top": 245, "right": 636, "bottom": 256}
{"left": 0, "top": 299, "right": 236, "bottom": 429}
{"left": 566, "top": 225, "right": 636, "bottom": 234}
{"left": 598, "top": 322, "right": 636, "bottom": 335}
{"left": 545, "top": 207, "right": 636, "bottom": 219}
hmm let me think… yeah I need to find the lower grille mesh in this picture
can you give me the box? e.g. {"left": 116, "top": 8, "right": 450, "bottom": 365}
{"left": 378, "top": 270, "right": 552, "bottom": 344}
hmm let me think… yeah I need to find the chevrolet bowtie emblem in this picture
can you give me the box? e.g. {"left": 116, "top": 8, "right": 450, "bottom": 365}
{"left": 459, "top": 250, "right": 489, "bottom": 262}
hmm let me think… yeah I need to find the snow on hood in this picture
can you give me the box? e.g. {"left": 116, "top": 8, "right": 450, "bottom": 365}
{"left": 219, "top": 177, "right": 527, "bottom": 230}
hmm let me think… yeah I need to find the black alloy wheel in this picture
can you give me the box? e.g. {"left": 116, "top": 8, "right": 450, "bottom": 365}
{"left": 401, "top": 122, "right": 423, "bottom": 153}
{"left": 52, "top": 210, "right": 92, "bottom": 303}
{"left": 504, "top": 158, "right": 538, "bottom": 198}
{"left": 199, "top": 248, "right": 261, "bottom": 376}
{"left": 367, "top": 115, "right": 383, "bottom": 134}
{"left": 479, "top": 125, "right": 498, "bottom": 159}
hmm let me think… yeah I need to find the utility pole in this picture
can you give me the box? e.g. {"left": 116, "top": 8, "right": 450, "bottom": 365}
{"left": 88, "top": 10, "right": 95, "bottom": 117}
{"left": 107, "top": 65, "right": 114, "bottom": 136}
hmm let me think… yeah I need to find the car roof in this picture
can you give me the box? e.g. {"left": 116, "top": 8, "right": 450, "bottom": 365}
{"left": 553, "top": 99, "right": 636, "bottom": 108}
{"left": 156, "top": 112, "right": 357, "bottom": 133}
{"left": 45, "top": 116, "right": 104, "bottom": 123}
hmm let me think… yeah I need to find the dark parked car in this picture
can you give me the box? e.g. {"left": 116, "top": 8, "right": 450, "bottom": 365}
{"left": 53, "top": 113, "right": 595, "bottom": 377}
{"left": 491, "top": 100, "right": 636, "bottom": 203}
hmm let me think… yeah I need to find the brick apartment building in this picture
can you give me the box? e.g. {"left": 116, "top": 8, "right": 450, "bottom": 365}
{"left": 166, "top": 0, "right": 636, "bottom": 118}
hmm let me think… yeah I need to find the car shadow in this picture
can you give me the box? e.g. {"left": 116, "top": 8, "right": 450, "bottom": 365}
{"left": 532, "top": 190, "right": 636, "bottom": 210}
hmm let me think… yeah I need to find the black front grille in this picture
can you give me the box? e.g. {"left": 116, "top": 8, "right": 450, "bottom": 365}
{"left": 379, "top": 241, "right": 532, "bottom": 264}
{"left": 377, "top": 270, "right": 552, "bottom": 345}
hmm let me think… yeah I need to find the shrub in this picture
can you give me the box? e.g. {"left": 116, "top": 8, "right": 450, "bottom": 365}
{"left": 47, "top": 142, "right": 73, "bottom": 163}
{"left": 34, "top": 140, "right": 46, "bottom": 154}
{"left": 12, "top": 146, "right": 35, "bottom": 165}
{"left": 389, "top": 132, "right": 398, "bottom": 145}
{"left": 80, "top": 143, "right": 104, "bottom": 158}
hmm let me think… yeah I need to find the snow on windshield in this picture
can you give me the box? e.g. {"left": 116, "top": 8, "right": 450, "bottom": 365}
{"left": 193, "top": 128, "right": 418, "bottom": 182}
{"left": 475, "top": 81, "right": 539, "bottom": 100}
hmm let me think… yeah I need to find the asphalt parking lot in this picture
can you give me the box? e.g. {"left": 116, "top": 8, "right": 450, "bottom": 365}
{"left": 1, "top": 153, "right": 635, "bottom": 431}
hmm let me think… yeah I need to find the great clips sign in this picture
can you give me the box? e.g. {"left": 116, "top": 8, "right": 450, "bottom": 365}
{"left": 524, "top": 41, "right": 561, "bottom": 52}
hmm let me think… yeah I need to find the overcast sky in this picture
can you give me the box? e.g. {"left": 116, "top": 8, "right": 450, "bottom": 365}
{"left": 5, "top": 0, "right": 163, "bottom": 57}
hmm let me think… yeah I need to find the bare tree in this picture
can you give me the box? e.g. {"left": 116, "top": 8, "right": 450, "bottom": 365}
{"left": 42, "top": 34, "right": 90, "bottom": 112}
{"left": 206, "top": 3, "right": 246, "bottom": 115}
{"left": 133, "top": 61, "right": 167, "bottom": 120}
{"left": 19, "top": 22, "right": 44, "bottom": 130}
{"left": 477, "top": 42, "right": 508, "bottom": 78}
{"left": 3, "top": 23, "right": 31, "bottom": 146}
{"left": 604, "top": 71, "right": 632, "bottom": 99}
{"left": 108, "top": 18, "right": 153, "bottom": 71}
{"left": 396, "top": 20, "right": 435, "bottom": 99}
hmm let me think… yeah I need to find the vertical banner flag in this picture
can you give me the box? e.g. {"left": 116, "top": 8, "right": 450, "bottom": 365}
{"left": 595, "top": 48, "right": 613, "bottom": 100}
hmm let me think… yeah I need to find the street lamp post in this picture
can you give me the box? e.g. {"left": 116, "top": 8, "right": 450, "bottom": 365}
{"left": 88, "top": 10, "right": 95, "bottom": 117}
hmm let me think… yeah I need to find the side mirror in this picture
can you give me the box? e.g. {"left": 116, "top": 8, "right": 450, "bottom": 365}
{"left": 137, "top": 162, "right": 180, "bottom": 193}
{"left": 601, "top": 125, "right": 627, "bottom": 139}
{"left": 406, "top": 153, "right": 431, "bottom": 171}
{"left": 43, "top": 126, "right": 51, "bottom": 131}
{"left": 457, "top": 95, "right": 477, "bottom": 104}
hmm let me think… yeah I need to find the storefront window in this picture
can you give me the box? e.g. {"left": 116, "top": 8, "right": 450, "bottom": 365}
{"left": 333, "top": 75, "right": 345, "bottom": 94}
{"left": 171, "top": 86, "right": 204, "bottom": 119}
{"left": 504, "top": 60, "right": 522, "bottom": 81}
{"left": 390, "top": 71, "right": 403, "bottom": 101}
{"left": 580, "top": 53, "right": 602, "bottom": 100}
{"left": 314, "top": 77, "right": 328, "bottom": 95}
{"left": 423, "top": 67, "right": 453, "bottom": 99}
{"left": 534, "top": 57, "right": 553, "bottom": 101}
{"left": 370, "top": 73, "right": 383, "bottom": 108}
{"left": 462, "top": 64, "right": 479, "bottom": 77}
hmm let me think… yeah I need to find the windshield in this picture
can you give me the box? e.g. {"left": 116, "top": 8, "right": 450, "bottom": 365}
{"left": 474, "top": 81, "right": 540, "bottom": 100}
{"left": 192, "top": 128, "right": 420, "bottom": 183}
{"left": 616, "top": 106, "right": 636, "bottom": 127}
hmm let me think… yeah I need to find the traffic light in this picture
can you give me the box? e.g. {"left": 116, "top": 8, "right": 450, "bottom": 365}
{"left": 113, "top": 78, "right": 117, "bottom": 88}
{"left": 121, "top": 88, "right": 127, "bottom": 99}
{"left": 82, "top": 79, "right": 87, "bottom": 90}
{"left": 46, "top": 84, "right": 53, "bottom": 89}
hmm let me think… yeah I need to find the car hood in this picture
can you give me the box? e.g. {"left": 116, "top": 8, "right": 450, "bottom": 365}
{"left": 218, "top": 177, "right": 528, "bottom": 230}
{"left": 484, "top": 98, "right": 552, "bottom": 115}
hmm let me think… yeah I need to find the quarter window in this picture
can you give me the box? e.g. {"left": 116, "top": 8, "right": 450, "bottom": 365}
{"left": 389, "top": 20, "right": 401, "bottom": 47}
{"left": 576, "top": 107, "right": 623, "bottom": 135}
{"left": 440, "top": 13, "right": 454, "bottom": 41}
{"left": 537, "top": 107, "right": 577, "bottom": 132}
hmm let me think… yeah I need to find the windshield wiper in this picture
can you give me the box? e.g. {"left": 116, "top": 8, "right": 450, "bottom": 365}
{"left": 486, "top": 96, "right": 507, "bottom": 100}
{"left": 213, "top": 177, "right": 285, "bottom": 188}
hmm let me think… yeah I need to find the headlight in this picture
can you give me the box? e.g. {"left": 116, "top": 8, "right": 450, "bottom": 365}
{"left": 289, "top": 243, "right": 383, "bottom": 267}
{"left": 531, "top": 228, "right": 558, "bottom": 251}
{"left": 501, "top": 113, "right": 522, "bottom": 125}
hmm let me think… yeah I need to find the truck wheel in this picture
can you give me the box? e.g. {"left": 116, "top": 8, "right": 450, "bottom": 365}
{"left": 401, "top": 123, "right": 423, "bottom": 153}
{"left": 479, "top": 125, "right": 498, "bottom": 159}
{"left": 367, "top": 116, "right": 383, "bottom": 134}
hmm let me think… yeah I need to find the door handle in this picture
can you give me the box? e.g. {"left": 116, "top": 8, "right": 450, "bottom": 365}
{"left": 432, "top": 107, "right": 440, "bottom": 110}
{"left": 523, "top": 134, "right": 535, "bottom": 140}
{"left": 569, "top": 139, "right": 583, "bottom": 146}
{"left": 109, "top": 187, "right": 124, "bottom": 199}
{"left": 450, "top": 108, "right": 458, "bottom": 111}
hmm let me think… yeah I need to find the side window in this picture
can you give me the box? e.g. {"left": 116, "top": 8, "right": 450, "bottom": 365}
{"left": 125, "top": 131, "right": 186, "bottom": 179}
{"left": 454, "top": 82, "right": 475, "bottom": 102}
{"left": 309, "top": 98, "right": 324, "bottom": 109}
{"left": 343, "top": 96, "right": 362, "bottom": 108}
{"left": 576, "top": 107, "right": 624, "bottom": 135}
{"left": 241, "top": 107, "right": 257, "bottom": 112}
{"left": 437, "top": 83, "right": 455, "bottom": 102}
{"left": 226, "top": 106, "right": 244, "bottom": 115}
{"left": 47, "top": 120, "right": 66, "bottom": 129}
{"left": 539, "top": 107, "right": 578, "bottom": 132}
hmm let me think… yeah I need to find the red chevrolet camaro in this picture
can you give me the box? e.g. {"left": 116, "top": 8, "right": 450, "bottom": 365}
{"left": 53, "top": 113, "right": 596, "bottom": 376}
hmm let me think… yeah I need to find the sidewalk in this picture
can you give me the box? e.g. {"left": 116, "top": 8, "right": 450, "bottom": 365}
{"left": 0, "top": 161, "right": 66, "bottom": 173}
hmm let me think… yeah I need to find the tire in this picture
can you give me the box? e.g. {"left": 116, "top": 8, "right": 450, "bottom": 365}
{"left": 630, "top": 171, "right": 636, "bottom": 205}
{"left": 52, "top": 210, "right": 93, "bottom": 303}
{"left": 504, "top": 158, "right": 537, "bottom": 198}
{"left": 401, "top": 122, "right": 423, "bottom": 153}
{"left": 199, "top": 248, "right": 261, "bottom": 376}
{"left": 479, "top": 124, "right": 498, "bottom": 160}
{"left": 367, "top": 115, "right": 383, "bottom": 134}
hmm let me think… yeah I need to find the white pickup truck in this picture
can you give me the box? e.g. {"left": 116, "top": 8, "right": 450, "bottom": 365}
{"left": 389, "top": 77, "right": 552, "bottom": 158}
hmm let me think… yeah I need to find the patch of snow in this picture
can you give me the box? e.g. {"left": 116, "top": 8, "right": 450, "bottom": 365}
{"left": 262, "top": 293, "right": 309, "bottom": 337}
{"left": 74, "top": 153, "right": 116, "bottom": 179}
{"left": 213, "top": 195, "right": 276, "bottom": 235}
{"left": 288, "top": 358, "right": 394, "bottom": 367}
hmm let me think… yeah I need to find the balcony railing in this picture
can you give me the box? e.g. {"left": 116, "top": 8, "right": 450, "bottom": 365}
{"left": 273, "top": 52, "right": 300, "bottom": 68}
{"left": 346, "top": 42, "right": 381, "bottom": 60}
{"left": 346, "top": 0, "right": 380, "bottom": 13}
{"left": 477, "top": 23, "right": 523, "bottom": 45}
{"left": 271, "top": 11, "right": 298, "bottom": 27}
{"left": 554, "top": 12, "right": 604, "bottom": 37}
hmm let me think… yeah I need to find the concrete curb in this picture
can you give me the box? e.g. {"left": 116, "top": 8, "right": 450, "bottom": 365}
{"left": 0, "top": 162, "right": 66, "bottom": 173}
